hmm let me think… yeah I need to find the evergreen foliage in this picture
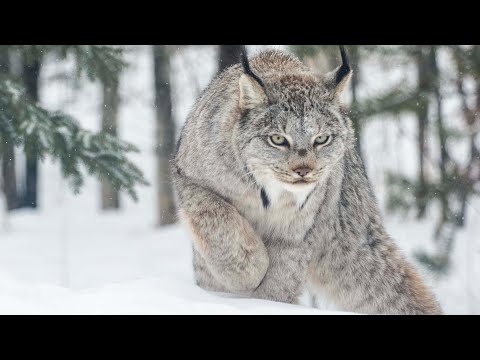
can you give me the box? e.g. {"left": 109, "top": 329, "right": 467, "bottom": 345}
{"left": 0, "top": 45, "right": 148, "bottom": 201}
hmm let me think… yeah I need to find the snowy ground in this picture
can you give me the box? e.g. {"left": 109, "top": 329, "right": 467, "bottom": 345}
{"left": 0, "top": 45, "right": 478, "bottom": 314}
{"left": 0, "top": 211, "right": 347, "bottom": 314}
{"left": 1, "top": 206, "right": 478, "bottom": 315}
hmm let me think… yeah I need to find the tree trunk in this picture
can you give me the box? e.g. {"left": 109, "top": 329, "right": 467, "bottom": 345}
{"left": 101, "top": 77, "right": 120, "bottom": 210}
{"left": 153, "top": 45, "right": 177, "bottom": 226}
{"left": 430, "top": 46, "right": 449, "bottom": 224}
{"left": 415, "top": 46, "right": 432, "bottom": 219}
{"left": 454, "top": 67, "right": 476, "bottom": 228}
{"left": 431, "top": 46, "right": 455, "bottom": 256}
{"left": 218, "top": 45, "right": 244, "bottom": 73}
{"left": 1, "top": 145, "right": 18, "bottom": 210}
{"left": 22, "top": 58, "right": 42, "bottom": 209}
{"left": 349, "top": 46, "right": 362, "bottom": 159}
{"left": 0, "top": 47, "right": 19, "bottom": 210}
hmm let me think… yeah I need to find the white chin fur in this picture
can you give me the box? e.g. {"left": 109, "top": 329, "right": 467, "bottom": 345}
{"left": 280, "top": 181, "right": 316, "bottom": 193}
{"left": 264, "top": 176, "right": 316, "bottom": 208}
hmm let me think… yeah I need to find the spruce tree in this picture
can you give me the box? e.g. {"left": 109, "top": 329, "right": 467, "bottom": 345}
{"left": 358, "top": 45, "right": 480, "bottom": 274}
{"left": 0, "top": 45, "right": 148, "bottom": 203}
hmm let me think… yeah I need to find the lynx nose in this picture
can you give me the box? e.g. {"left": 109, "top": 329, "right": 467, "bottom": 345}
{"left": 293, "top": 167, "right": 312, "bottom": 177}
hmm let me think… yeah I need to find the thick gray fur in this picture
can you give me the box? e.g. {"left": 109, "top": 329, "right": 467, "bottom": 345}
{"left": 173, "top": 48, "right": 442, "bottom": 314}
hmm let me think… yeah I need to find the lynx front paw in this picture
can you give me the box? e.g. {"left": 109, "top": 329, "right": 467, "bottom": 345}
{"left": 193, "top": 246, "right": 269, "bottom": 295}
{"left": 237, "top": 241, "right": 270, "bottom": 292}
{"left": 220, "top": 229, "right": 270, "bottom": 294}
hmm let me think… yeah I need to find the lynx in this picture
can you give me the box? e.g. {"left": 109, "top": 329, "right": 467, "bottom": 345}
{"left": 173, "top": 46, "right": 442, "bottom": 315}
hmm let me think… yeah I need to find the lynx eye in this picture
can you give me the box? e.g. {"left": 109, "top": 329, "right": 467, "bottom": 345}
{"left": 314, "top": 135, "right": 331, "bottom": 146}
{"left": 269, "top": 134, "right": 289, "bottom": 147}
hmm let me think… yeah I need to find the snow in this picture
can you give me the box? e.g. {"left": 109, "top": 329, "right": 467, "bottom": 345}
{"left": 0, "top": 45, "right": 478, "bottom": 314}
{"left": 0, "top": 210, "right": 350, "bottom": 315}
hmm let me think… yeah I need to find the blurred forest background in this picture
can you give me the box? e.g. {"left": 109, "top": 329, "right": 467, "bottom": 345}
{"left": 0, "top": 45, "right": 479, "bottom": 314}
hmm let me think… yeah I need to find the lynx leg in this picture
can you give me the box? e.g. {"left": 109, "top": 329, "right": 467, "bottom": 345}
{"left": 177, "top": 179, "right": 269, "bottom": 295}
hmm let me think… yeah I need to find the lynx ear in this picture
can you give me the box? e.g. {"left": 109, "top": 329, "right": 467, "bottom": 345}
{"left": 239, "top": 74, "right": 267, "bottom": 110}
{"left": 239, "top": 50, "right": 267, "bottom": 110}
{"left": 324, "top": 46, "right": 353, "bottom": 98}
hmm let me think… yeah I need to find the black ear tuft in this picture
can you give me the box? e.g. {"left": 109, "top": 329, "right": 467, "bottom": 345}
{"left": 335, "top": 46, "right": 352, "bottom": 85}
{"left": 241, "top": 47, "right": 264, "bottom": 88}
{"left": 324, "top": 45, "right": 353, "bottom": 97}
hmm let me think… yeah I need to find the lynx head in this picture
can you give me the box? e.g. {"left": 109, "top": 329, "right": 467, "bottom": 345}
{"left": 235, "top": 46, "right": 355, "bottom": 195}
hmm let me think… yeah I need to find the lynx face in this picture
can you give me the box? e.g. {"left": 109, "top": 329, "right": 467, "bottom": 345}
{"left": 240, "top": 105, "right": 349, "bottom": 193}
{"left": 234, "top": 71, "right": 352, "bottom": 197}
